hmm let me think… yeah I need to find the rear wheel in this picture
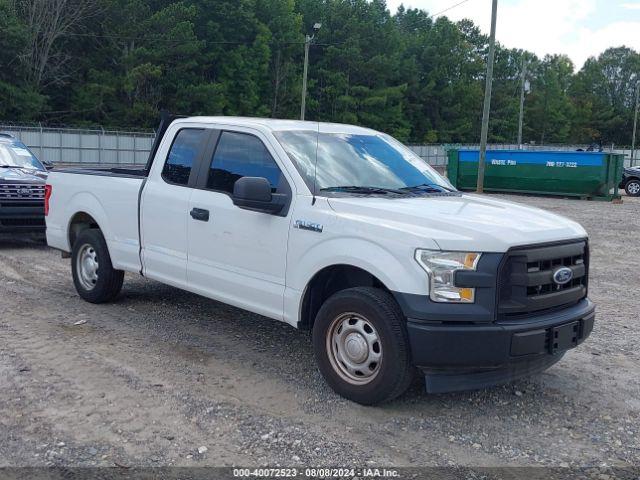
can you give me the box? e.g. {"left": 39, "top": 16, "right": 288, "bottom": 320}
{"left": 625, "top": 179, "right": 640, "bottom": 197}
{"left": 71, "top": 229, "right": 124, "bottom": 303}
{"left": 312, "top": 287, "right": 414, "bottom": 405}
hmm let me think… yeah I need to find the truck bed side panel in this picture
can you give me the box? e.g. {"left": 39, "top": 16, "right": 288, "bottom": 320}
{"left": 46, "top": 170, "right": 144, "bottom": 273}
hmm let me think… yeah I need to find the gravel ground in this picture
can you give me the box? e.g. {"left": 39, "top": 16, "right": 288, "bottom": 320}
{"left": 0, "top": 194, "right": 638, "bottom": 476}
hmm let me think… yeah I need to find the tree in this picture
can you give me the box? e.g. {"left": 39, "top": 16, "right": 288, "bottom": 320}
{"left": 570, "top": 47, "right": 640, "bottom": 144}
{"left": 524, "top": 55, "right": 575, "bottom": 144}
{"left": 0, "top": 0, "right": 638, "bottom": 148}
{"left": 255, "top": 0, "right": 303, "bottom": 117}
{"left": 0, "top": 0, "right": 45, "bottom": 120}
{"left": 17, "top": 0, "right": 101, "bottom": 89}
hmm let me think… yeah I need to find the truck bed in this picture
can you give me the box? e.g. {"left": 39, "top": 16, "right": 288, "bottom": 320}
{"left": 55, "top": 167, "right": 148, "bottom": 178}
{"left": 45, "top": 168, "right": 145, "bottom": 273}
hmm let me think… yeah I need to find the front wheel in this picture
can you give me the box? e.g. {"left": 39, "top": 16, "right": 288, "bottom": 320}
{"left": 625, "top": 179, "right": 640, "bottom": 197}
{"left": 71, "top": 229, "right": 124, "bottom": 303}
{"left": 312, "top": 287, "right": 415, "bottom": 405}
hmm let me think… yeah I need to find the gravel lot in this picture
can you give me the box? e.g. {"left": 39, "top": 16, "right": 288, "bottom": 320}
{"left": 0, "top": 194, "right": 638, "bottom": 475}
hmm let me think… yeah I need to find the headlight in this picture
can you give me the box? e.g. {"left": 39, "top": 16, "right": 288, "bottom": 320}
{"left": 415, "top": 250, "right": 481, "bottom": 303}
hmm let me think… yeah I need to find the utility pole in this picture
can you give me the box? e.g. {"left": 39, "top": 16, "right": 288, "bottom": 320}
{"left": 632, "top": 81, "right": 639, "bottom": 166}
{"left": 476, "top": 0, "right": 498, "bottom": 193}
{"left": 517, "top": 57, "right": 528, "bottom": 148}
{"left": 300, "top": 23, "right": 322, "bottom": 121}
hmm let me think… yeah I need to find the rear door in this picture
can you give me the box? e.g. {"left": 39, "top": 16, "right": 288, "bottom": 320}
{"left": 187, "top": 128, "right": 293, "bottom": 320}
{"left": 140, "top": 127, "right": 209, "bottom": 288}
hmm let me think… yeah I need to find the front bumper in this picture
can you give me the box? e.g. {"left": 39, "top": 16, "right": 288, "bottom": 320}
{"left": 406, "top": 298, "right": 595, "bottom": 393}
{"left": 0, "top": 205, "right": 46, "bottom": 232}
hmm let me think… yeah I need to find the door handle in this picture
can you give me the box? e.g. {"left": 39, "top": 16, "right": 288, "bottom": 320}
{"left": 190, "top": 208, "right": 210, "bottom": 222}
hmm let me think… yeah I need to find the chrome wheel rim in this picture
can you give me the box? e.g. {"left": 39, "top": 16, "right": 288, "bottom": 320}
{"left": 76, "top": 243, "right": 99, "bottom": 290}
{"left": 326, "top": 312, "right": 382, "bottom": 385}
{"left": 628, "top": 182, "right": 640, "bottom": 195}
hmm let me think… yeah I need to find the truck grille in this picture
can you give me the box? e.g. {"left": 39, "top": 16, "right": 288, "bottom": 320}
{"left": 0, "top": 183, "right": 45, "bottom": 201}
{"left": 498, "top": 240, "right": 588, "bottom": 318}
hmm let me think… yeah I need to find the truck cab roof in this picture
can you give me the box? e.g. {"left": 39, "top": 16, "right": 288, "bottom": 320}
{"left": 173, "top": 116, "right": 379, "bottom": 135}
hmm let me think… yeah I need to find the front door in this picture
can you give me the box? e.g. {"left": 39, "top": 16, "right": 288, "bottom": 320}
{"left": 187, "top": 129, "right": 293, "bottom": 320}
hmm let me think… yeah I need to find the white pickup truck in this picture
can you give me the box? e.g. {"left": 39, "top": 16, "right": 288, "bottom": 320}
{"left": 45, "top": 115, "right": 595, "bottom": 404}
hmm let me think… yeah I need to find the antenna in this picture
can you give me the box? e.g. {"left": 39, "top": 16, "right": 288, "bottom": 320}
{"left": 311, "top": 120, "right": 320, "bottom": 205}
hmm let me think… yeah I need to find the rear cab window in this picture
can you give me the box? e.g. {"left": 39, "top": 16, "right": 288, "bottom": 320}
{"left": 161, "top": 129, "right": 206, "bottom": 186}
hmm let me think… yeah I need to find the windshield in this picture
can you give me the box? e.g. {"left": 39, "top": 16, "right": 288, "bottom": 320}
{"left": 0, "top": 141, "right": 45, "bottom": 171}
{"left": 273, "top": 131, "right": 453, "bottom": 194}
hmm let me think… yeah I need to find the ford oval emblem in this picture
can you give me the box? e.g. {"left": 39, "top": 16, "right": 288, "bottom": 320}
{"left": 553, "top": 267, "right": 573, "bottom": 285}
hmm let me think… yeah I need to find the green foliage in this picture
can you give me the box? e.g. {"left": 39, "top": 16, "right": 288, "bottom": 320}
{"left": 569, "top": 48, "right": 640, "bottom": 145}
{"left": 0, "top": 0, "right": 46, "bottom": 120}
{"left": 524, "top": 55, "right": 576, "bottom": 144}
{"left": 0, "top": 0, "right": 638, "bottom": 146}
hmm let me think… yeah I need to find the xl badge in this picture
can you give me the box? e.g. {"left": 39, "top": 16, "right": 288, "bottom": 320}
{"left": 552, "top": 267, "right": 573, "bottom": 285}
{"left": 294, "top": 220, "right": 323, "bottom": 233}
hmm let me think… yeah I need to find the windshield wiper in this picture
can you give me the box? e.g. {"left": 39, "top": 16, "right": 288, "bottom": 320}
{"left": 320, "top": 185, "right": 411, "bottom": 195}
{"left": 400, "top": 183, "right": 456, "bottom": 192}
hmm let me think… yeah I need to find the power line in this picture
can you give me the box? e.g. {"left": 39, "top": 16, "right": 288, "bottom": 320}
{"left": 432, "top": 0, "right": 474, "bottom": 17}
{"left": 63, "top": 32, "right": 345, "bottom": 48}
{"left": 64, "top": 32, "right": 276, "bottom": 44}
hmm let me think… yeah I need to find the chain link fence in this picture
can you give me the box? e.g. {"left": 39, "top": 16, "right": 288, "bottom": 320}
{"left": 0, "top": 124, "right": 154, "bottom": 167}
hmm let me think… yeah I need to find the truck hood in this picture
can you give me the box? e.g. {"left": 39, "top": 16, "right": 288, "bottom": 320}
{"left": 0, "top": 167, "right": 47, "bottom": 184}
{"left": 327, "top": 194, "right": 587, "bottom": 252}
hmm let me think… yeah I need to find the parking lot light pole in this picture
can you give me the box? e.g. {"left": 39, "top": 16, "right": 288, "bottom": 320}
{"left": 477, "top": 0, "right": 498, "bottom": 193}
{"left": 517, "top": 57, "right": 529, "bottom": 148}
{"left": 301, "top": 22, "right": 322, "bottom": 121}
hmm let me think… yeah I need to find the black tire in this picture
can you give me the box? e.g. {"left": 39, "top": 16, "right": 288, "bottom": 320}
{"left": 312, "top": 287, "right": 415, "bottom": 405}
{"left": 625, "top": 179, "right": 640, "bottom": 197}
{"left": 71, "top": 228, "right": 124, "bottom": 303}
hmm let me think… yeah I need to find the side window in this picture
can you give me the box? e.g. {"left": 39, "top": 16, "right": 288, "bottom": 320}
{"left": 162, "top": 129, "right": 204, "bottom": 186}
{"left": 207, "top": 131, "right": 281, "bottom": 193}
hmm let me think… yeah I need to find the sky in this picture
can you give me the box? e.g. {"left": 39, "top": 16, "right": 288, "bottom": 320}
{"left": 385, "top": 0, "right": 640, "bottom": 69}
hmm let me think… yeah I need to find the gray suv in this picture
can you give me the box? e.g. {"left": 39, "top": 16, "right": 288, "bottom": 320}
{"left": 0, "top": 133, "right": 48, "bottom": 232}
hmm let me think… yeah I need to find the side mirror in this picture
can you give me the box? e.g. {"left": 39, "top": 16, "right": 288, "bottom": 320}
{"left": 234, "top": 176, "right": 272, "bottom": 203}
{"left": 232, "top": 177, "right": 286, "bottom": 215}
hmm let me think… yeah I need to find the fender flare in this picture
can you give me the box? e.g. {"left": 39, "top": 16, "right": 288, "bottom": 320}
{"left": 292, "top": 237, "right": 429, "bottom": 298}
{"left": 64, "top": 192, "right": 111, "bottom": 251}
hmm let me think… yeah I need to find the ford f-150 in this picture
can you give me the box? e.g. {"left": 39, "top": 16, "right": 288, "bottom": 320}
{"left": 45, "top": 115, "right": 595, "bottom": 404}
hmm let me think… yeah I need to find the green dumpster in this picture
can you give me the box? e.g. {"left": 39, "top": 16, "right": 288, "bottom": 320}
{"left": 447, "top": 149, "right": 624, "bottom": 201}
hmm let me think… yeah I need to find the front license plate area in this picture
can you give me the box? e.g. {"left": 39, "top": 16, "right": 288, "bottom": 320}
{"left": 549, "top": 321, "right": 580, "bottom": 354}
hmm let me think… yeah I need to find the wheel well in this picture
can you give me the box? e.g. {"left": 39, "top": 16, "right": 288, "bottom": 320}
{"left": 298, "top": 265, "right": 392, "bottom": 330}
{"left": 68, "top": 212, "right": 100, "bottom": 248}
